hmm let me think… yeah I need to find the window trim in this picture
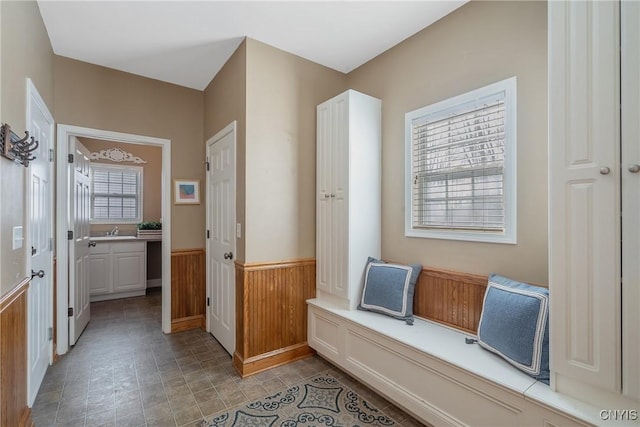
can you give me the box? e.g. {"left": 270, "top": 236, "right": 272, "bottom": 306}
{"left": 404, "top": 77, "right": 517, "bottom": 244}
{"left": 90, "top": 163, "right": 144, "bottom": 224}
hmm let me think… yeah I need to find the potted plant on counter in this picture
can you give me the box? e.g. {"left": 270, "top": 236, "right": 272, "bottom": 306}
{"left": 137, "top": 221, "right": 162, "bottom": 239}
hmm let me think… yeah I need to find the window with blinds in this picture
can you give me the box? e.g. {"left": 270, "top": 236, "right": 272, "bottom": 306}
{"left": 405, "top": 77, "right": 517, "bottom": 244}
{"left": 91, "top": 164, "right": 143, "bottom": 223}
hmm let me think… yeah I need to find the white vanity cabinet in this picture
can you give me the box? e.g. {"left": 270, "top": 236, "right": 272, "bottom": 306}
{"left": 89, "top": 240, "right": 147, "bottom": 301}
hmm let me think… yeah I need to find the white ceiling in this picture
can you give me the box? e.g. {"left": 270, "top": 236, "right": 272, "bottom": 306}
{"left": 37, "top": 1, "right": 467, "bottom": 91}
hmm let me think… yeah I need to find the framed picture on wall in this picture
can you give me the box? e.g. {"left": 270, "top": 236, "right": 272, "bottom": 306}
{"left": 174, "top": 179, "right": 200, "bottom": 204}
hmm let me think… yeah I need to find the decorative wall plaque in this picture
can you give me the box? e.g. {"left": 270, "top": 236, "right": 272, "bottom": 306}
{"left": 90, "top": 147, "right": 147, "bottom": 164}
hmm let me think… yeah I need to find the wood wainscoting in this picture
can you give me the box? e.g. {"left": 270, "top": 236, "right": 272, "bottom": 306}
{"left": 233, "top": 259, "right": 316, "bottom": 377}
{"left": 171, "top": 249, "right": 206, "bottom": 332}
{"left": 413, "top": 267, "right": 487, "bottom": 334}
{"left": 0, "top": 278, "right": 33, "bottom": 427}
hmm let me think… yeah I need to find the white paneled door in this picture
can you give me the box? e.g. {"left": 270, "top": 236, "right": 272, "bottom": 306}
{"left": 27, "top": 80, "right": 53, "bottom": 406}
{"left": 69, "top": 138, "right": 91, "bottom": 345}
{"left": 27, "top": 80, "right": 54, "bottom": 405}
{"left": 206, "top": 123, "right": 236, "bottom": 356}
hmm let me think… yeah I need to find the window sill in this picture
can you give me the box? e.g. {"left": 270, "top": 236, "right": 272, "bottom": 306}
{"left": 405, "top": 227, "right": 516, "bottom": 244}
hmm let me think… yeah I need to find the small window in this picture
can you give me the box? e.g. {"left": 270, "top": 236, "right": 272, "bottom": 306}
{"left": 91, "top": 164, "right": 143, "bottom": 223}
{"left": 405, "top": 77, "right": 516, "bottom": 244}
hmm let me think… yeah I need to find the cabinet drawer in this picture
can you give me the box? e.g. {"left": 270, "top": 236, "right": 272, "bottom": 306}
{"left": 111, "top": 241, "right": 145, "bottom": 253}
{"left": 90, "top": 242, "right": 110, "bottom": 255}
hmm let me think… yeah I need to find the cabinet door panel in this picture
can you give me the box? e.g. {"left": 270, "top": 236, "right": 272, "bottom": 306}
{"left": 621, "top": 0, "right": 640, "bottom": 400}
{"left": 112, "top": 252, "right": 146, "bottom": 292}
{"left": 89, "top": 254, "right": 110, "bottom": 295}
{"left": 331, "top": 95, "right": 349, "bottom": 298}
{"left": 317, "top": 101, "right": 332, "bottom": 294}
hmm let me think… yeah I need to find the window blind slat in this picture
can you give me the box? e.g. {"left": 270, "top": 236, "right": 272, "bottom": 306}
{"left": 91, "top": 165, "right": 141, "bottom": 221}
{"left": 410, "top": 92, "right": 506, "bottom": 232}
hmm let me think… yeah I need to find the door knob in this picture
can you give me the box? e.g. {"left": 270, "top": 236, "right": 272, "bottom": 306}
{"left": 223, "top": 252, "right": 234, "bottom": 260}
{"left": 628, "top": 164, "right": 640, "bottom": 173}
{"left": 31, "top": 269, "right": 45, "bottom": 279}
{"left": 599, "top": 167, "right": 611, "bottom": 175}
{"left": 89, "top": 241, "right": 97, "bottom": 247}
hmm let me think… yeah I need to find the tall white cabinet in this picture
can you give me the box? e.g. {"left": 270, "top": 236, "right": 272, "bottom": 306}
{"left": 316, "top": 90, "right": 381, "bottom": 310}
{"left": 549, "top": 0, "right": 640, "bottom": 407}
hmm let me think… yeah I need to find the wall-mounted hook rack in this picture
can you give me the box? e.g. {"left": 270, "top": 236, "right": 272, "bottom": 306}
{"left": 0, "top": 123, "right": 38, "bottom": 167}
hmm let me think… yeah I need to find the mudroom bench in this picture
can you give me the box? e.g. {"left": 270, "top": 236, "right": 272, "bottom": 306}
{"left": 307, "top": 267, "right": 621, "bottom": 427}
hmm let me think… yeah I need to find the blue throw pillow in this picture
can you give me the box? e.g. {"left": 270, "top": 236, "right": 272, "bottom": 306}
{"left": 358, "top": 257, "right": 422, "bottom": 323}
{"left": 477, "top": 273, "right": 550, "bottom": 384}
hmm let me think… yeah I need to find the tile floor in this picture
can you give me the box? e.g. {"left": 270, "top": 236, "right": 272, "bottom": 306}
{"left": 32, "top": 289, "right": 426, "bottom": 426}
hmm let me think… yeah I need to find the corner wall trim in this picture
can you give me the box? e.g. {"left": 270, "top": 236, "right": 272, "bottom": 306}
{"left": 233, "top": 343, "right": 315, "bottom": 378}
{"left": 171, "top": 315, "right": 206, "bottom": 333}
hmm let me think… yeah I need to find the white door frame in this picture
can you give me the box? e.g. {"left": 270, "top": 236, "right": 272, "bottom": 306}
{"left": 56, "top": 125, "right": 172, "bottom": 354}
{"left": 205, "top": 121, "right": 236, "bottom": 353}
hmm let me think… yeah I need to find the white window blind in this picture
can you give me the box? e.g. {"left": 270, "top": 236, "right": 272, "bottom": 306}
{"left": 405, "top": 77, "right": 516, "bottom": 243}
{"left": 91, "top": 164, "right": 142, "bottom": 222}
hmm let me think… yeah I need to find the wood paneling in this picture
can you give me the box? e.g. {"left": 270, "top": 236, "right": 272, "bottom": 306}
{"left": 171, "top": 249, "right": 206, "bottom": 332}
{"left": 1, "top": 278, "right": 32, "bottom": 427}
{"left": 234, "top": 259, "right": 316, "bottom": 377}
{"left": 413, "top": 267, "right": 487, "bottom": 334}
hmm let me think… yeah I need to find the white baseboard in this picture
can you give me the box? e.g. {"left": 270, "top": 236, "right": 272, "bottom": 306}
{"left": 147, "top": 278, "right": 162, "bottom": 288}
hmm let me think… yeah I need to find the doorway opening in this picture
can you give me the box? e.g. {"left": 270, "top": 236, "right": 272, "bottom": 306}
{"left": 56, "top": 125, "right": 171, "bottom": 355}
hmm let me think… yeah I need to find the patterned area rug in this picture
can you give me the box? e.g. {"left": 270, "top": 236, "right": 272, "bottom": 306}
{"left": 201, "top": 373, "right": 397, "bottom": 427}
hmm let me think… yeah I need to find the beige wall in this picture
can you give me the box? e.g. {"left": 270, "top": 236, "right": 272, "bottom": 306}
{"left": 347, "top": 1, "right": 548, "bottom": 284}
{"left": 80, "top": 138, "right": 162, "bottom": 235}
{"left": 0, "top": 1, "right": 54, "bottom": 294}
{"left": 244, "top": 38, "right": 347, "bottom": 263}
{"left": 203, "top": 40, "right": 247, "bottom": 261}
{"left": 54, "top": 57, "right": 205, "bottom": 250}
{"left": 0, "top": 0, "right": 548, "bottom": 290}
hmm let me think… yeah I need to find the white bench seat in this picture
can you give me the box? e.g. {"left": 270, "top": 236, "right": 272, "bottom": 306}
{"left": 307, "top": 298, "right": 629, "bottom": 427}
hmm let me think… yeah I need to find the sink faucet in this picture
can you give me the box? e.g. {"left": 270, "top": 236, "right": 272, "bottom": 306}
{"left": 108, "top": 226, "right": 119, "bottom": 236}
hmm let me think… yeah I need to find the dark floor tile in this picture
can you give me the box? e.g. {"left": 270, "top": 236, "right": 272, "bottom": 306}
{"left": 35, "top": 294, "right": 420, "bottom": 427}
{"left": 196, "top": 397, "right": 226, "bottom": 418}
{"left": 172, "top": 403, "right": 202, "bottom": 426}
{"left": 85, "top": 408, "right": 116, "bottom": 427}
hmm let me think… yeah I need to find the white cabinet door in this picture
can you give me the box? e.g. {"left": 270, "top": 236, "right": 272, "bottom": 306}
{"left": 317, "top": 93, "right": 351, "bottom": 301}
{"left": 548, "top": 0, "right": 621, "bottom": 393}
{"left": 331, "top": 94, "right": 349, "bottom": 299}
{"left": 621, "top": 0, "right": 640, "bottom": 400}
{"left": 89, "top": 254, "right": 111, "bottom": 295}
{"left": 317, "top": 100, "right": 332, "bottom": 295}
{"left": 112, "top": 247, "right": 146, "bottom": 293}
{"left": 112, "top": 252, "right": 146, "bottom": 292}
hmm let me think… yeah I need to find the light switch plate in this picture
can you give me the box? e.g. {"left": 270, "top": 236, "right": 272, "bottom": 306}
{"left": 13, "top": 226, "right": 23, "bottom": 250}
{"left": 236, "top": 223, "right": 242, "bottom": 238}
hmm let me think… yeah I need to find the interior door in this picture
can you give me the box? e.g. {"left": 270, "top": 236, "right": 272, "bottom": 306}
{"left": 27, "top": 81, "right": 54, "bottom": 405}
{"left": 206, "top": 124, "right": 236, "bottom": 356}
{"left": 69, "top": 137, "right": 91, "bottom": 345}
